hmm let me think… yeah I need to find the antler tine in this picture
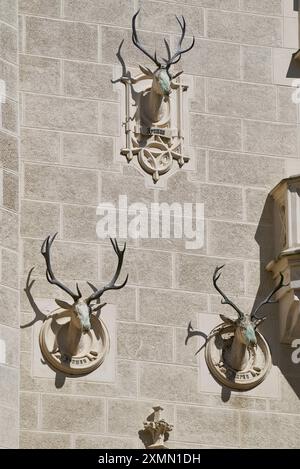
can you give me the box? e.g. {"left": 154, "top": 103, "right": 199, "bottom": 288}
{"left": 251, "top": 272, "right": 288, "bottom": 320}
{"left": 86, "top": 238, "right": 128, "bottom": 305}
{"left": 176, "top": 15, "right": 186, "bottom": 45}
{"left": 41, "top": 233, "right": 82, "bottom": 302}
{"left": 165, "top": 15, "right": 195, "bottom": 69}
{"left": 162, "top": 38, "right": 172, "bottom": 64}
{"left": 162, "top": 37, "right": 181, "bottom": 68}
{"left": 213, "top": 265, "right": 244, "bottom": 319}
{"left": 132, "top": 9, "right": 161, "bottom": 67}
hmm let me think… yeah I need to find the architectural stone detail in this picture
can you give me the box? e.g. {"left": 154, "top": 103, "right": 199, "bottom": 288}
{"left": 205, "top": 323, "right": 272, "bottom": 391}
{"left": 39, "top": 308, "right": 109, "bottom": 375}
{"left": 139, "top": 406, "right": 173, "bottom": 449}
{"left": 117, "top": 10, "right": 194, "bottom": 184}
{"left": 267, "top": 175, "right": 300, "bottom": 344}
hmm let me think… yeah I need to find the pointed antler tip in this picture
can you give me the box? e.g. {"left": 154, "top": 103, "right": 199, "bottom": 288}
{"left": 252, "top": 271, "right": 288, "bottom": 319}
{"left": 213, "top": 264, "right": 243, "bottom": 319}
{"left": 75, "top": 282, "right": 82, "bottom": 299}
{"left": 133, "top": 9, "right": 140, "bottom": 19}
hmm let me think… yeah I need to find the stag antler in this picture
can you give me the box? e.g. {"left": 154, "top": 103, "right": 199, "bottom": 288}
{"left": 132, "top": 9, "right": 161, "bottom": 67}
{"left": 86, "top": 238, "right": 128, "bottom": 306}
{"left": 164, "top": 16, "right": 195, "bottom": 72}
{"left": 132, "top": 10, "right": 195, "bottom": 74}
{"left": 251, "top": 272, "right": 288, "bottom": 321}
{"left": 41, "top": 233, "right": 82, "bottom": 302}
{"left": 213, "top": 265, "right": 244, "bottom": 319}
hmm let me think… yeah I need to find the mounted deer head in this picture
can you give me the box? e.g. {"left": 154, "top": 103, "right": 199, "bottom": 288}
{"left": 213, "top": 265, "right": 287, "bottom": 371}
{"left": 132, "top": 9, "right": 195, "bottom": 98}
{"left": 41, "top": 233, "right": 128, "bottom": 357}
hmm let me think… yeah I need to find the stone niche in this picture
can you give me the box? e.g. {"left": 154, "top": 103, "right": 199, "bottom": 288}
{"left": 267, "top": 175, "right": 300, "bottom": 344}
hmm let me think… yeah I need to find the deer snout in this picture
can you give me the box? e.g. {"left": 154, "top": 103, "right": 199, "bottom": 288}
{"left": 244, "top": 326, "right": 257, "bottom": 347}
{"left": 153, "top": 69, "right": 171, "bottom": 97}
{"left": 74, "top": 303, "right": 92, "bottom": 333}
{"left": 81, "top": 315, "right": 91, "bottom": 333}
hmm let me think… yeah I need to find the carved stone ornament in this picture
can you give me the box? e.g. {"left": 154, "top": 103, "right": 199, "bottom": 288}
{"left": 139, "top": 406, "right": 173, "bottom": 449}
{"left": 205, "top": 266, "right": 287, "bottom": 391}
{"left": 118, "top": 10, "right": 194, "bottom": 184}
{"left": 39, "top": 308, "right": 109, "bottom": 375}
{"left": 266, "top": 175, "right": 300, "bottom": 344}
{"left": 38, "top": 234, "right": 128, "bottom": 376}
{"left": 205, "top": 323, "right": 272, "bottom": 391}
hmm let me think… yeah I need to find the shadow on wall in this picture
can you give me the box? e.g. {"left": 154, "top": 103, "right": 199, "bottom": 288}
{"left": 185, "top": 323, "right": 235, "bottom": 402}
{"left": 254, "top": 196, "right": 300, "bottom": 400}
{"left": 21, "top": 268, "right": 67, "bottom": 389}
{"left": 286, "top": 52, "right": 300, "bottom": 79}
{"left": 287, "top": 1, "right": 300, "bottom": 78}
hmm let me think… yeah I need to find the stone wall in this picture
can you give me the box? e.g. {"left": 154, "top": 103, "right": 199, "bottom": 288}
{"left": 0, "top": 0, "right": 19, "bottom": 449}
{"left": 9, "top": 0, "right": 300, "bottom": 448}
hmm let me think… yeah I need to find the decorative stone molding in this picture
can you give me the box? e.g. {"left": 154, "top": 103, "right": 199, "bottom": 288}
{"left": 266, "top": 175, "right": 300, "bottom": 344}
{"left": 203, "top": 265, "right": 286, "bottom": 391}
{"left": 39, "top": 308, "right": 110, "bottom": 375}
{"left": 139, "top": 406, "right": 173, "bottom": 449}
{"left": 30, "top": 300, "right": 117, "bottom": 383}
{"left": 117, "top": 10, "right": 194, "bottom": 185}
{"left": 38, "top": 234, "right": 128, "bottom": 376}
{"left": 205, "top": 323, "right": 272, "bottom": 391}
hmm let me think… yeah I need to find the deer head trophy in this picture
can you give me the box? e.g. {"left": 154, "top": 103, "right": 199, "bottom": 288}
{"left": 39, "top": 234, "right": 128, "bottom": 375}
{"left": 118, "top": 10, "right": 195, "bottom": 183}
{"left": 213, "top": 265, "right": 287, "bottom": 372}
{"left": 132, "top": 9, "right": 195, "bottom": 98}
{"left": 203, "top": 265, "right": 288, "bottom": 390}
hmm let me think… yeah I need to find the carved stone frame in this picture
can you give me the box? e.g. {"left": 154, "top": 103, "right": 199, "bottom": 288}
{"left": 115, "top": 67, "right": 194, "bottom": 187}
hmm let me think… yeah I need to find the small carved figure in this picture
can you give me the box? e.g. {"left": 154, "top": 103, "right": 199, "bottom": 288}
{"left": 139, "top": 406, "right": 173, "bottom": 449}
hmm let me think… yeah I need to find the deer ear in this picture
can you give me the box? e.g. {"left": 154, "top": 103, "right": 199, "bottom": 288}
{"left": 172, "top": 70, "right": 183, "bottom": 80}
{"left": 91, "top": 303, "right": 107, "bottom": 313}
{"left": 55, "top": 299, "right": 72, "bottom": 310}
{"left": 220, "top": 314, "right": 236, "bottom": 325}
{"left": 253, "top": 317, "right": 266, "bottom": 329}
{"left": 139, "top": 65, "right": 153, "bottom": 76}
